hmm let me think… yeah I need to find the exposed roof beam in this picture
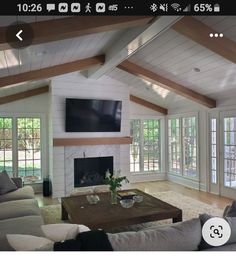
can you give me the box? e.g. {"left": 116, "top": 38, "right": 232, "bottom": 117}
{"left": 87, "top": 16, "right": 182, "bottom": 79}
{"left": 118, "top": 60, "right": 216, "bottom": 108}
{"left": 130, "top": 95, "right": 167, "bottom": 115}
{"left": 0, "top": 85, "right": 49, "bottom": 105}
{"left": 172, "top": 16, "right": 236, "bottom": 64}
{"left": 0, "top": 55, "right": 104, "bottom": 88}
{"left": 0, "top": 16, "right": 153, "bottom": 51}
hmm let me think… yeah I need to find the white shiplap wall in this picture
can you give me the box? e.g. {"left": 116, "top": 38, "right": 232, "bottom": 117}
{"left": 51, "top": 72, "right": 130, "bottom": 197}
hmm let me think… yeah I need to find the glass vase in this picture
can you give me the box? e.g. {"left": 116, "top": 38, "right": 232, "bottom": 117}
{"left": 110, "top": 189, "right": 118, "bottom": 204}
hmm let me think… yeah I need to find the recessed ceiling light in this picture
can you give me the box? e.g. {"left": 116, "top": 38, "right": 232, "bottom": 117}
{"left": 193, "top": 67, "right": 201, "bottom": 72}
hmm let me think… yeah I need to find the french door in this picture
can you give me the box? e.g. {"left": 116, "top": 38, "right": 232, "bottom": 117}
{"left": 219, "top": 111, "right": 236, "bottom": 199}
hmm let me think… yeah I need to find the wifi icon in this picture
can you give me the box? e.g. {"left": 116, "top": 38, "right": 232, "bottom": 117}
{"left": 171, "top": 3, "right": 182, "bottom": 11}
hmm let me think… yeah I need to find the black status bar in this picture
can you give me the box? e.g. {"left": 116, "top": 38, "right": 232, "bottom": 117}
{"left": 1, "top": 0, "right": 236, "bottom": 15}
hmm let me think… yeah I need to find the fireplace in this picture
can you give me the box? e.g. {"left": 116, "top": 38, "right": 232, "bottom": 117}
{"left": 74, "top": 156, "right": 113, "bottom": 187}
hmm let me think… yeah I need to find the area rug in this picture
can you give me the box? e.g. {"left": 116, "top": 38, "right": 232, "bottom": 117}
{"left": 40, "top": 191, "right": 224, "bottom": 232}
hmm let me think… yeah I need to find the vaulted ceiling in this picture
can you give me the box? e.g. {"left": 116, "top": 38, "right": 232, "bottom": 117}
{"left": 0, "top": 15, "right": 236, "bottom": 111}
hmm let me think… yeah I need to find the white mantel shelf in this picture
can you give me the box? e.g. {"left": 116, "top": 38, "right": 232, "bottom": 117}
{"left": 53, "top": 137, "right": 132, "bottom": 146}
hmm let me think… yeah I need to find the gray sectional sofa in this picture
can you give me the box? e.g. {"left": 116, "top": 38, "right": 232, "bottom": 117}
{"left": 0, "top": 178, "right": 236, "bottom": 251}
{"left": 0, "top": 178, "right": 45, "bottom": 251}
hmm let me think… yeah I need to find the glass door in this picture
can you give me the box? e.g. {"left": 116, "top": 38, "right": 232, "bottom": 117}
{"left": 220, "top": 111, "right": 236, "bottom": 199}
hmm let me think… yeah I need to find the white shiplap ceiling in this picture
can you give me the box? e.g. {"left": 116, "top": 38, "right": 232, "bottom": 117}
{"left": 0, "top": 29, "right": 123, "bottom": 77}
{"left": 109, "top": 16, "right": 236, "bottom": 108}
{"left": 0, "top": 15, "right": 236, "bottom": 110}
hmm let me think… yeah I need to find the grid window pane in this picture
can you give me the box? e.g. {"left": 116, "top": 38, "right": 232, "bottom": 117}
{"left": 210, "top": 118, "right": 217, "bottom": 184}
{"left": 130, "top": 120, "right": 141, "bottom": 173}
{"left": 0, "top": 118, "right": 13, "bottom": 176}
{"left": 17, "top": 118, "right": 42, "bottom": 182}
{"left": 143, "top": 120, "right": 160, "bottom": 172}
{"left": 183, "top": 117, "right": 197, "bottom": 177}
{"left": 130, "top": 119, "right": 161, "bottom": 173}
{"left": 168, "top": 118, "right": 181, "bottom": 174}
{"left": 224, "top": 117, "right": 236, "bottom": 188}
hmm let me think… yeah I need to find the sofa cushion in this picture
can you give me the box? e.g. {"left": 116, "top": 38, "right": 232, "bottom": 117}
{"left": 0, "top": 171, "right": 17, "bottom": 195}
{"left": 41, "top": 224, "right": 90, "bottom": 242}
{"left": 0, "top": 215, "right": 44, "bottom": 251}
{"left": 0, "top": 186, "right": 34, "bottom": 203}
{"left": 6, "top": 234, "right": 53, "bottom": 251}
{"left": 0, "top": 199, "right": 40, "bottom": 220}
{"left": 108, "top": 218, "right": 202, "bottom": 251}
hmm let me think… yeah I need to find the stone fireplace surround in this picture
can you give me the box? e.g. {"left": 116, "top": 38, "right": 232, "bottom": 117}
{"left": 64, "top": 145, "right": 120, "bottom": 196}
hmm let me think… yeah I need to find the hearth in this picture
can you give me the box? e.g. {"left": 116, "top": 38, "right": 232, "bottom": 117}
{"left": 74, "top": 156, "right": 113, "bottom": 187}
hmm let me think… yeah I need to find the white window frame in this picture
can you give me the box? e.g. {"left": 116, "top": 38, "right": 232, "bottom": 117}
{"left": 130, "top": 116, "right": 164, "bottom": 174}
{"left": 167, "top": 112, "right": 199, "bottom": 181}
{"left": 0, "top": 113, "right": 47, "bottom": 183}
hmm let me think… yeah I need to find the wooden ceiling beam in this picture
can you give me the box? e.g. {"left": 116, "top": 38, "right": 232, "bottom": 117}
{"left": 130, "top": 95, "right": 168, "bottom": 115}
{"left": 0, "top": 55, "right": 105, "bottom": 88}
{"left": 118, "top": 60, "right": 216, "bottom": 108}
{"left": 0, "top": 16, "right": 153, "bottom": 51}
{"left": 0, "top": 85, "right": 49, "bottom": 105}
{"left": 172, "top": 17, "right": 236, "bottom": 64}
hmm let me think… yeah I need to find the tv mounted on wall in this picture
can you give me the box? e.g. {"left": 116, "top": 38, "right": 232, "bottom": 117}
{"left": 65, "top": 98, "right": 122, "bottom": 132}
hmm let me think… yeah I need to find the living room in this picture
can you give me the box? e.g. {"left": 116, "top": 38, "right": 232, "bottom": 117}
{"left": 1, "top": 12, "right": 236, "bottom": 251}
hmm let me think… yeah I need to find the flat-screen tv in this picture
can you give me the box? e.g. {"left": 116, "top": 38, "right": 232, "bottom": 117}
{"left": 66, "top": 98, "right": 122, "bottom": 132}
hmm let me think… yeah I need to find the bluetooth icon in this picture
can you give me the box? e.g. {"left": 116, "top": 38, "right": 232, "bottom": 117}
{"left": 150, "top": 3, "right": 158, "bottom": 12}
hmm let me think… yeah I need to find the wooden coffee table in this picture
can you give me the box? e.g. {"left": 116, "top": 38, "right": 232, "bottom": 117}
{"left": 61, "top": 189, "right": 182, "bottom": 230}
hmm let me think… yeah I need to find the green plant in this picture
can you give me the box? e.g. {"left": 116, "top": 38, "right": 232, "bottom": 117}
{"left": 105, "top": 170, "right": 129, "bottom": 191}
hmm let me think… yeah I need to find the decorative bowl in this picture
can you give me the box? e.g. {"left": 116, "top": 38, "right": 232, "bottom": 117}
{"left": 86, "top": 195, "right": 100, "bottom": 204}
{"left": 120, "top": 199, "right": 134, "bottom": 208}
{"left": 133, "top": 195, "right": 143, "bottom": 203}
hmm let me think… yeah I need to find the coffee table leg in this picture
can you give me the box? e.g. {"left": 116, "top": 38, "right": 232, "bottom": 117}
{"left": 172, "top": 210, "right": 182, "bottom": 223}
{"left": 61, "top": 204, "right": 68, "bottom": 220}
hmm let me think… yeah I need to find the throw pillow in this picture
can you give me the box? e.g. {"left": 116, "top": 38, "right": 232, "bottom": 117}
{"left": 223, "top": 205, "right": 231, "bottom": 218}
{"left": 198, "top": 214, "right": 236, "bottom": 250}
{"left": 6, "top": 234, "right": 53, "bottom": 251}
{"left": 225, "top": 201, "right": 236, "bottom": 217}
{"left": 0, "top": 171, "right": 17, "bottom": 195}
{"left": 41, "top": 224, "right": 90, "bottom": 242}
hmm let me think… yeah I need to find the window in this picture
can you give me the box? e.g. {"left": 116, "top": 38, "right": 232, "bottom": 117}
{"left": 130, "top": 119, "right": 161, "bottom": 173}
{"left": 17, "top": 118, "right": 42, "bottom": 181}
{"left": 183, "top": 117, "right": 197, "bottom": 177}
{"left": 130, "top": 120, "right": 141, "bottom": 173}
{"left": 0, "top": 117, "right": 42, "bottom": 182}
{"left": 223, "top": 117, "right": 236, "bottom": 188}
{"left": 0, "top": 118, "right": 13, "bottom": 176}
{"left": 168, "top": 118, "right": 181, "bottom": 174}
{"left": 168, "top": 115, "right": 198, "bottom": 179}
{"left": 210, "top": 118, "right": 217, "bottom": 184}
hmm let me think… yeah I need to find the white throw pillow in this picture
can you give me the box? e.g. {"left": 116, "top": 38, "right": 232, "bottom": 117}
{"left": 41, "top": 224, "right": 90, "bottom": 242}
{"left": 6, "top": 234, "right": 53, "bottom": 251}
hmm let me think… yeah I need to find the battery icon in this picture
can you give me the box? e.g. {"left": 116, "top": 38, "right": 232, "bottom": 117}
{"left": 214, "top": 4, "right": 220, "bottom": 12}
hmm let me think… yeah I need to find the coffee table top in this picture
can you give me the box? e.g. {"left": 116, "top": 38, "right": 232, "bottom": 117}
{"left": 61, "top": 189, "right": 182, "bottom": 229}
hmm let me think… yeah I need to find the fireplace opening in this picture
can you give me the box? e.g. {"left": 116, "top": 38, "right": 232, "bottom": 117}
{"left": 74, "top": 156, "right": 113, "bottom": 187}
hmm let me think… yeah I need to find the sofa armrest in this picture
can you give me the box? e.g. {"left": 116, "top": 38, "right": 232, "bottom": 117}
{"left": 11, "top": 177, "right": 23, "bottom": 188}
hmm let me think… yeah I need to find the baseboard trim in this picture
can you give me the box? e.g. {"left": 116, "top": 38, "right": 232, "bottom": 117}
{"left": 167, "top": 174, "right": 201, "bottom": 190}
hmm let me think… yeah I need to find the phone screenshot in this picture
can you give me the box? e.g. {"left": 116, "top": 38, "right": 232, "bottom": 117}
{"left": 0, "top": 0, "right": 236, "bottom": 253}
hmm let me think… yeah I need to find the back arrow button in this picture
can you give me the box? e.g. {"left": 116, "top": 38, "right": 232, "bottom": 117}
{"left": 16, "top": 30, "right": 23, "bottom": 41}
{"left": 6, "top": 21, "right": 34, "bottom": 49}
